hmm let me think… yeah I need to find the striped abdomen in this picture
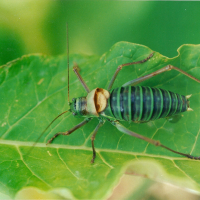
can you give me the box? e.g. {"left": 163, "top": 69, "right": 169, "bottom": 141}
{"left": 103, "top": 86, "right": 189, "bottom": 122}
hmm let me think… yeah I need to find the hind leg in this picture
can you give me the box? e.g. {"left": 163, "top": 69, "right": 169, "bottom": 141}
{"left": 110, "top": 120, "right": 200, "bottom": 160}
{"left": 123, "top": 65, "right": 200, "bottom": 87}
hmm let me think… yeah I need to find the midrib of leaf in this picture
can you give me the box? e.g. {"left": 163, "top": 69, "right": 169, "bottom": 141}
{"left": 0, "top": 139, "right": 199, "bottom": 162}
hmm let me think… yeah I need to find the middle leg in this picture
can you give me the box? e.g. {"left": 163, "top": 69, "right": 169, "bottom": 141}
{"left": 90, "top": 119, "right": 105, "bottom": 163}
{"left": 46, "top": 118, "right": 92, "bottom": 144}
{"left": 107, "top": 52, "right": 154, "bottom": 90}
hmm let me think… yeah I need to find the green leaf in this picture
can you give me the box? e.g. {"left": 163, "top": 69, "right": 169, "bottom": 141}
{"left": 0, "top": 42, "right": 200, "bottom": 199}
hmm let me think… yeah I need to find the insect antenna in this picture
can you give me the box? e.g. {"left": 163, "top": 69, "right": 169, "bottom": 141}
{"left": 25, "top": 110, "right": 70, "bottom": 157}
{"left": 67, "top": 23, "right": 70, "bottom": 104}
{"left": 25, "top": 25, "right": 71, "bottom": 157}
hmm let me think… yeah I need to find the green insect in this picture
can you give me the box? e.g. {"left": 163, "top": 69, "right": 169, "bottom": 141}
{"left": 31, "top": 29, "right": 200, "bottom": 163}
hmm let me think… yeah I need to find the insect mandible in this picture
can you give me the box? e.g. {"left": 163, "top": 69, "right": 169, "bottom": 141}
{"left": 31, "top": 27, "right": 200, "bottom": 163}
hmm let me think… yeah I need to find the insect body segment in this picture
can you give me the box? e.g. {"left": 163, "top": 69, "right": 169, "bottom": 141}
{"left": 70, "top": 97, "right": 87, "bottom": 116}
{"left": 102, "top": 86, "right": 189, "bottom": 123}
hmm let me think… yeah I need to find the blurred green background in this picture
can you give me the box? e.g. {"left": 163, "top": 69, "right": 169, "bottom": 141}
{"left": 1, "top": 1, "right": 200, "bottom": 66}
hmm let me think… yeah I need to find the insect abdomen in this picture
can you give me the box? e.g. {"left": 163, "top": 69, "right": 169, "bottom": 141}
{"left": 103, "top": 86, "right": 189, "bottom": 122}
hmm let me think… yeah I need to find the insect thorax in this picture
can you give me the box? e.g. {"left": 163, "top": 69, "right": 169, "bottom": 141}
{"left": 70, "top": 88, "right": 110, "bottom": 117}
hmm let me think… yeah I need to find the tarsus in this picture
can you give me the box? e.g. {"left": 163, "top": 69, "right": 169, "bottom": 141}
{"left": 25, "top": 110, "right": 70, "bottom": 157}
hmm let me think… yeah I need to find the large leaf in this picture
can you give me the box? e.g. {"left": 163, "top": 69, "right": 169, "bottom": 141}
{"left": 0, "top": 42, "right": 200, "bottom": 199}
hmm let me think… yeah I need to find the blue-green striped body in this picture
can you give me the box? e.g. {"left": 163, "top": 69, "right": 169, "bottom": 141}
{"left": 103, "top": 86, "right": 189, "bottom": 122}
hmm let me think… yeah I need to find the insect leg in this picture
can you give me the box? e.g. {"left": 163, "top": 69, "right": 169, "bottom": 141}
{"left": 73, "top": 63, "right": 90, "bottom": 93}
{"left": 46, "top": 118, "right": 92, "bottom": 144}
{"left": 107, "top": 52, "right": 154, "bottom": 90}
{"left": 90, "top": 120, "right": 105, "bottom": 163}
{"left": 123, "top": 64, "right": 200, "bottom": 87}
{"left": 110, "top": 120, "right": 200, "bottom": 160}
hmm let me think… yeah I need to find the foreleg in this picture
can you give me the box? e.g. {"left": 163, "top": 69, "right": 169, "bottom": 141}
{"left": 73, "top": 63, "right": 90, "bottom": 93}
{"left": 46, "top": 118, "right": 92, "bottom": 144}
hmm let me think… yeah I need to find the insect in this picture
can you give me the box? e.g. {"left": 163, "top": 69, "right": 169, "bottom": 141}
{"left": 31, "top": 27, "right": 200, "bottom": 163}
